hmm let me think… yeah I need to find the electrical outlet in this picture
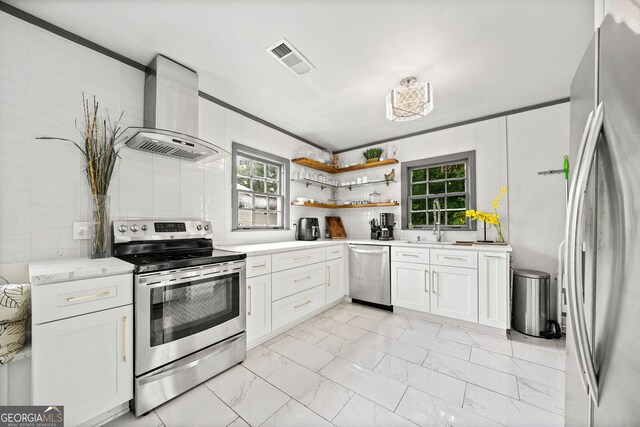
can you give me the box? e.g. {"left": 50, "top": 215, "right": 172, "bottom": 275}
{"left": 73, "top": 222, "right": 91, "bottom": 240}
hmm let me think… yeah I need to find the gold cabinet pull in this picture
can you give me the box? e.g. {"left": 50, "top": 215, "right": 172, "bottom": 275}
{"left": 443, "top": 256, "right": 465, "bottom": 261}
{"left": 327, "top": 265, "right": 331, "bottom": 287}
{"left": 400, "top": 252, "right": 420, "bottom": 258}
{"left": 252, "top": 263, "right": 266, "bottom": 269}
{"left": 294, "top": 276, "right": 311, "bottom": 283}
{"left": 66, "top": 291, "right": 110, "bottom": 302}
{"left": 123, "top": 316, "right": 128, "bottom": 362}
{"left": 294, "top": 256, "right": 311, "bottom": 261}
{"left": 294, "top": 300, "right": 311, "bottom": 309}
{"left": 248, "top": 285, "right": 253, "bottom": 316}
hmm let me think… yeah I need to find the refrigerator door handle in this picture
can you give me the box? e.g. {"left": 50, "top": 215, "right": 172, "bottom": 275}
{"left": 564, "top": 109, "right": 594, "bottom": 394}
{"left": 567, "top": 102, "right": 604, "bottom": 406}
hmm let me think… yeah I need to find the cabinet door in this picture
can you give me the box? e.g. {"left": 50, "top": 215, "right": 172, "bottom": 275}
{"left": 32, "top": 305, "right": 133, "bottom": 426}
{"left": 431, "top": 266, "right": 478, "bottom": 322}
{"left": 391, "top": 261, "right": 430, "bottom": 313}
{"left": 326, "top": 258, "right": 344, "bottom": 304}
{"left": 478, "top": 252, "right": 509, "bottom": 329}
{"left": 246, "top": 274, "right": 272, "bottom": 345}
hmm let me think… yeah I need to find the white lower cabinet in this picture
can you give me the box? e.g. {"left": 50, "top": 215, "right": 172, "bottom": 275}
{"left": 272, "top": 285, "right": 326, "bottom": 330}
{"left": 391, "top": 261, "right": 430, "bottom": 312}
{"left": 325, "top": 258, "right": 344, "bottom": 304}
{"left": 32, "top": 304, "right": 133, "bottom": 426}
{"left": 478, "top": 251, "right": 509, "bottom": 329}
{"left": 431, "top": 265, "right": 478, "bottom": 322}
{"left": 246, "top": 274, "right": 272, "bottom": 345}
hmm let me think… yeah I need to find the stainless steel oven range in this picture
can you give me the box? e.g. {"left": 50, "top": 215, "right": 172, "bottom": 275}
{"left": 112, "top": 219, "right": 246, "bottom": 416}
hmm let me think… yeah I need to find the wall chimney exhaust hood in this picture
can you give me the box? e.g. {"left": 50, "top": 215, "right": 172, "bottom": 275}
{"left": 122, "top": 55, "right": 229, "bottom": 162}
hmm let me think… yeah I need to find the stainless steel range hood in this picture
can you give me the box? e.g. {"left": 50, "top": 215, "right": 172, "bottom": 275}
{"left": 123, "top": 55, "right": 229, "bottom": 162}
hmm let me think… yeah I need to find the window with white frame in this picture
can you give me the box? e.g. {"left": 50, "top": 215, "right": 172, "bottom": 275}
{"left": 401, "top": 151, "right": 476, "bottom": 230}
{"left": 232, "top": 142, "right": 289, "bottom": 230}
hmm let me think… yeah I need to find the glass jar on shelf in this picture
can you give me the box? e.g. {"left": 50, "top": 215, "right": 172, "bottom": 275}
{"left": 369, "top": 191, "right": 381, "bottom": 204}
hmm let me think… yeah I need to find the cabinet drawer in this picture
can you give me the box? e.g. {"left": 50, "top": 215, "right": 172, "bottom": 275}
{"left": 246, "top": 255, "right": 272, "bottom": 278}
{"left": 271, "top": 247, "right": 325, "bottom": 272}
{"left": 391, "top": 246, "right": 430, "bottom": 264}
{"left": 272, "top": 285, "right": 325, "bottom": 330}
{"left": 32, "top": 274, "right": 133, "bottom": 325}
{"left": 430, "top": 249, "right": 478, "bottom": 269}
{"left": 272, "top": 263, "right": 325, "bottom": 301}
{"left": 325, "top": 244, "right": 345, "bottom": 261}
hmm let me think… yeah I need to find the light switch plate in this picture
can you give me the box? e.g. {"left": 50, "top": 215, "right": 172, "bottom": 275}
{"left": 73, "top": 222, "right": 91, "bottom": 240}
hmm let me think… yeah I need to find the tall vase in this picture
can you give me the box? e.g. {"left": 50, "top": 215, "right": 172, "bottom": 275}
{"left": 91, "top": 195, "right": 110, "bottom": 258}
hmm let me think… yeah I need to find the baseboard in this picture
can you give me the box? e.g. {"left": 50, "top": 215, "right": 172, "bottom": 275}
{"left": 393, "top": 307, "right": 509, "bottom": 338}
{"left": 83, "top": 402, "right": 129, "bottom": 427}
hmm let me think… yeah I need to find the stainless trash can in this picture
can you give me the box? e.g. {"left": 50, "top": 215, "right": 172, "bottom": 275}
{"left": 512, "top": 269, "right": 550, "bottom": 337}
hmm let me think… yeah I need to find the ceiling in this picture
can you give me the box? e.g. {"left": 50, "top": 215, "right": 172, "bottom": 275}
{"left": 6, "top": 0, "right": 593, "bottom": 152}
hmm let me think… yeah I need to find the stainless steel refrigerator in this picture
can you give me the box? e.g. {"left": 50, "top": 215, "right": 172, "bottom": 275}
{"left": 565, "top": 4, "right": 640, "bottom": 425}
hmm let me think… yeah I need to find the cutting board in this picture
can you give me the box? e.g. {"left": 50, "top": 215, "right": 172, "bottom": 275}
{"left": 325, "top": 216, "right": 347, "bottom": 239}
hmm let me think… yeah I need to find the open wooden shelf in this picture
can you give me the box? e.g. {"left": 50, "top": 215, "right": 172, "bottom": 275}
{"left": 291, "top": 202, "right": 399, "bottom": 209}
{"left": 292, "top": 157, "right": 398, "bottom": 174}
{"left": 291, "top": 177, "right": 396, "bottom": 191}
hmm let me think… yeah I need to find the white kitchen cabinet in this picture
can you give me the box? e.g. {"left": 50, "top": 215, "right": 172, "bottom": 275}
{"left": 478, "top": 252, "right": 510, "bottom": 329}
{"left": 391, "top": 261, "right": 430, "bottom": 312}
{"left": 246, "top": 274, "right": 272, "bottom": 345}
{"left": 430, "top": 265, "right": 478, "bottom": 323}
{"left": 326, "top": 258, "right": 344, "bottom": 304}
{"left": 32, "top": 304, "right": 133, "bottom": 426}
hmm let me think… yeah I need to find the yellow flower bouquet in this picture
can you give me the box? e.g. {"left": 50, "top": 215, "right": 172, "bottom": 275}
{"left": 465, "top": 187, "right": 507, "bottom": 243}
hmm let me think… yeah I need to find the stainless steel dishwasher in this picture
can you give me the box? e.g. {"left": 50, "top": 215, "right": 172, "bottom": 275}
{"left": 348, "top": 244, "right": 391, "bottom": 308}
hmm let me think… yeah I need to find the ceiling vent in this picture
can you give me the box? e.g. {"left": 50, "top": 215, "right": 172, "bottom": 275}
{"left": 266, "top": 38, "right": 315, "bottom": 77}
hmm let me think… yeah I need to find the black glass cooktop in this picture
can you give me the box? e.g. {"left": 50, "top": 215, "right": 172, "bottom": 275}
{"left": 116, "top": 249, "right": 246, "bottom": 274}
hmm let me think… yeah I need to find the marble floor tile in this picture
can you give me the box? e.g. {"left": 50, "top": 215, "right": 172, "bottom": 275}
{"left": 205, "top": 365, "right": 290, "bottom": 426}
{"left": 437, "top": 326, "right": 513, "bottom": 356}
{"left": 335, "top": 340, "right": 387, "bottom": 369}
{"left": 313, "top": 317, "right": 368, "bottom": 342}
{"left": 103, "top": 410, "right": 164, "bottom": 427}
{"left": 423, "top": 351, "right": 519, "bottom": 398}
{"left": 226, "top": 418, "right": 249, "bottom": 427}
{"left": 398, "top": 329, "right": 472, "bottom": 360}
{"left": 320, "top": 306, "right": 359, "bottom": 323}
{"left": 316, "top": 333, "right": 351, "bottom": 355}
{"left": 265, "top": 361, "right": 353, "bottom": 421}
{"left": 261, "top": 333, "right": 288, "bottom": 347}
{"left": 347, "top": 315, "right": 405, "bottom": 339}
{"left": 284, "top": 323, "right": 330, "bottom": 344}
{"left": 511, "top": 339, "right": 565, "bottom": 370}
{"left": 358, "top": 331, "right": 429, "bottom": 365}
{"left": 396, "top": 387, "right": 502, "bottom": 427}
{"left": 463, "top": 384, "right": 563, "bottom": 427}
{"left": 268, "top": 335, "right": 335, "bottom": 371}
{"left": 517, "top": 377, "right": 565, "bottom": 415}
{"left": 155, "top": 385, "right": 237, "bottom": 427}
{"left": 333, "top": 394, "right": 418, "bottom": 427}
{"left": 469, "top": 347, "right": 565, "bottom": 389}
{"left": 242, "top": 345, "right": 291, "bottom": 378}
{"left": 381, "top": 313, "right": 442, "bottom": 337}
{"left": 339, "top": 303, "right": 390, "bottom": 321}
{"left": 261, "top": 399, "right": 334, "bottom": 427}
{"left": 320, "top": 357, "right": 407, "bottom": 411}
{"left": 374, "top": 355, "right": 467, "bottom": 406}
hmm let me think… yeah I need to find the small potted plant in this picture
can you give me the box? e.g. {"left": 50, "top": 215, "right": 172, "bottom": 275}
{"left": 362, "top": 147, "right": 383, "bottom": 163}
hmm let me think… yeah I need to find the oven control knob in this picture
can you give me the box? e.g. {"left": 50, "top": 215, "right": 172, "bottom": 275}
{"left": 131, "top": 225, "right": 139, "bottom": 232}
{"left": 141, "top": 225, "right": 148, "bottom": 231}
{"left": 118, "top": 225, "right": 128, "bottom": 233}
{"left": 196, "top": 224, "right": 203, "bottom": 230}
{"left": 204, "top": 224, "right": 210, "bottom": 231}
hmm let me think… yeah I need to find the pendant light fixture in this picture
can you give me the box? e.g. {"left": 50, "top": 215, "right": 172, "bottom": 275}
{"left": 386, "top": 76, "right": 433, "bottom": 121}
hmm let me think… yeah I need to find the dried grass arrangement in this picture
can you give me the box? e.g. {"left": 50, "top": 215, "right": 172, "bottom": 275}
{"left": 38, "top": 94, "right": 125, "bottom": 257}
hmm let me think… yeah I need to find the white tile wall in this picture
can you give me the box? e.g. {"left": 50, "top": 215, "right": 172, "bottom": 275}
{"left": 0, "top": 12, "right": 328, "bottom": 263}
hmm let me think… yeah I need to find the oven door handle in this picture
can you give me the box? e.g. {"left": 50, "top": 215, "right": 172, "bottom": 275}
{"left": 140, "top": 265, "right": 245, "bottom": 287}
{"left": 138, "top": 333, "right": 245, "bottom": 384}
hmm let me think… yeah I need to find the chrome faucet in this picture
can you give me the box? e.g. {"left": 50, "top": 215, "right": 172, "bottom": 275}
{"left": 433, "top": 199, "right": 444, "bottom": 242}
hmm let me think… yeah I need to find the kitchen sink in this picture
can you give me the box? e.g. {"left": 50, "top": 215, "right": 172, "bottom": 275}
{"left": 406, "top": 241, "right": 456, "bottom": 245}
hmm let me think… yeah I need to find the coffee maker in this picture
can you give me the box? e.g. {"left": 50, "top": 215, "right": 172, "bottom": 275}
{"left": 295, "top": 217, "right": 320, "bottom": 241}
{"left": 370, "top": 213, "right": 395, "bottom": 240}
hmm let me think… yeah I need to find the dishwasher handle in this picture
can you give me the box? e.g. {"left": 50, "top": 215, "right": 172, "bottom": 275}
{"left": 350, "top": 248, "right": 387, "bottom": 255}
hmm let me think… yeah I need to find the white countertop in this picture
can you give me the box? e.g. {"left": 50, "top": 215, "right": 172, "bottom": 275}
{"left": 219, "top": 239, "right": 512, "bottom": 256}
{"left": 29, "top": 257, "right": 134, "bottom": 286}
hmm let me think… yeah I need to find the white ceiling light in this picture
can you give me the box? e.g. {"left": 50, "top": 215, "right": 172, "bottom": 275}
{"left": 386, "top": 77, "right": 433, "bottom": 121}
